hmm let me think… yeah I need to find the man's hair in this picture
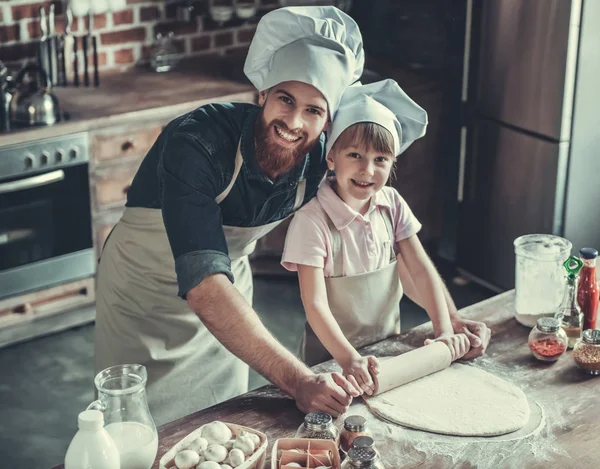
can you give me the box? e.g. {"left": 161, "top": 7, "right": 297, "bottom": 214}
{"left": 331, "top": 122, "right": 395, "bottom": 156}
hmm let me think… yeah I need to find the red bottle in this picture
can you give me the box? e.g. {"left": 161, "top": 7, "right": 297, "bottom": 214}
{"left": 577, "top": 247, "right": 599, "bottom": 331}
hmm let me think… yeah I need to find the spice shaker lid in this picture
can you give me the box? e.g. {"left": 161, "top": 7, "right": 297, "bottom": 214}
{"left": 582, "top": 329, "right": 600, "bottom": 344}
{"left": 351, "top": 435, "right": 375, "bottom": 449}
{"left": 536, "top": 317, "right": 561, "bottom": 333}
{"left": 304, "top": 411, "right": 333, "bottom": 431}
{"left": 344, "top": 415, "right": 367, "bottom": 432}
{"left": 347, "top": 447, "right": 377, "bottom": 467}
{"left": 579, "top": 248, "right": 598, "bottom": 259}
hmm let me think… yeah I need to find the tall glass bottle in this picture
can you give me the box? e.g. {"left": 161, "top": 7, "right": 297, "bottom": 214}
{"left": 577, "top": 247, "right": 599, "bottom": 331}
{"left": 556, "top": 256, "right": 584, "bottom": 349}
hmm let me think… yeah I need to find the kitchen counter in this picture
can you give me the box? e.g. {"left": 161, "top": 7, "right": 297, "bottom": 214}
{"left": 0, "top": 57, "right": 256, "bottom": 148}
{"left": 49, "top": 291, "right": 600, "bottom": 469}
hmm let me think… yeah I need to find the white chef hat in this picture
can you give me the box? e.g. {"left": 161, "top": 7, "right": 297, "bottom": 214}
{"left": 326, "top": 79, "right": 428, "bottom": 156}
{"left": 244, "top": 6, "right": 364, "bottom": 117}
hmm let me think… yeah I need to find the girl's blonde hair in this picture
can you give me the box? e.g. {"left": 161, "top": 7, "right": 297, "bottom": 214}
{"left": 331, "top": 122, "right": 396, "bottom": 156}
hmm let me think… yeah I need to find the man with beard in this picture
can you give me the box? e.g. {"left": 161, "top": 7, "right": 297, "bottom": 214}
{"left": 94, "top": 6, "right": 365, "bottom": 425}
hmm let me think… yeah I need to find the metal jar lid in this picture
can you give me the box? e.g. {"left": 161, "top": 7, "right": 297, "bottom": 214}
{"left": 347, "top": 447, "right": 378, "bottom": 467}
{"left": 582, "top": 329, "right": 600, "bottom": 344}
{"left": 344, "top": 415, "right": 367, "bottom": 432}
{"left": 351, "top": 435, "right": 375, "bottom": 449}
{"left": 536, "top": 317, "right": 561, "bottom": 333}
{"left": 304, "top": 411, "right": 333, "bottom": 431}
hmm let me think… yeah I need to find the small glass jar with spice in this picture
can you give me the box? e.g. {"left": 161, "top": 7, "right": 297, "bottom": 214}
{"left": 341, "top": 447, "right": 385, "bottom": 469}
{"left": 528, "top": 317, "right": 568, "bottom": 362}
{"left": 340, "top": 415, "right": 371, "bottom": 453}
{"left": 573, "top": 329, "right": 600, "bottom": 375}
{"left": 295, "top": 411, "right": 340, "bottom": 445}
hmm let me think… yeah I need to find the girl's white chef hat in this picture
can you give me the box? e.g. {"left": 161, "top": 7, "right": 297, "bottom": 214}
{"left": 326, "top": 79, "right": 428, "bottom": 156}
{"left": 244, "top": 6, "right": 364, "bottom": 117}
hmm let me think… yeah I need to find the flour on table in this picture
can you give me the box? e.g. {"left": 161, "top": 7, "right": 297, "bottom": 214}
{"left": 365, "top": 363, "right": 530, "bottom": 436}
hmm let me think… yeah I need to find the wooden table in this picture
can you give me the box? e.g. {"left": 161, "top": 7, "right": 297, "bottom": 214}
{"left": 51, "top": 291, "right": 599, "bottom": 468}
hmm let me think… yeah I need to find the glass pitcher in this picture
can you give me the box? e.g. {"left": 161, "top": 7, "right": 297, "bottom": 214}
{"left": 88, "top": 364, "right": 158, "bottom": 469}
{"left": 514, "top": 234, "right": 572, "bottom": 327}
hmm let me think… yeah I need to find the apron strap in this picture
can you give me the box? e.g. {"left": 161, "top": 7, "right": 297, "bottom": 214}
{"left": 380, "top": 208, "right": 396, "bottom": 262}
{"left": 215, "top": 141, "right": 243, "bottom": 204}
{"left": 215, "top": 141, "right": 307, "bottom": 209}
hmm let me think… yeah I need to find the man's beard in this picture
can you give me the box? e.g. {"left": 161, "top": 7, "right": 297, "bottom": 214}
{"left": 254, "top": 111, "right": 321, "bottom": 180}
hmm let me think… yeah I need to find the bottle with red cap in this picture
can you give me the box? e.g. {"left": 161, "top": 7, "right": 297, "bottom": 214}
{"left": 577, "top": 247, "right": 599, "bottom": 331}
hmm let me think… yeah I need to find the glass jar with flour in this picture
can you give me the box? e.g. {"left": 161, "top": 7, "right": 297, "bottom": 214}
{"left": 87, "top": 364, "right": 158, "bottom": 469}
{"left": 514, "top": 234, "right": 572, "bottom": 327}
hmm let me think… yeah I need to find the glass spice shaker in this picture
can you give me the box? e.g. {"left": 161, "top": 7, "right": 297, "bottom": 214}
{"left": 340, "top": 415, "right": 371, "bottom": 453}
{"left": 341, "top": 447, "right": 385, "bottom": 469}
{"left": 573, "top": 329, "right": 600, "bottom": 375}
{"left": 528, "top": 317, "right": 568, "bottom": 362}
{"left": 295, "top": 411, "right": 340, "bottom": 445}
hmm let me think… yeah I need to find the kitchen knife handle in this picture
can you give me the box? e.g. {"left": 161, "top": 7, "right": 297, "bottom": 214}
{"left": 73, "top": 36, "right": 79, "bottom": 87}
{"left": 57, "top": 36, "right": 67, "bottom": 86}
{"left": 83, "top": 35, "right": 89, "bottom": 87}
{"left": 92, "top": 36, "right": 100, "bottom": 87}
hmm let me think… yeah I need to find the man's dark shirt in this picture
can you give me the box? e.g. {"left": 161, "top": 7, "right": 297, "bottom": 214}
{"left": 126, "top": 102, "right": 327, "bottom": 297}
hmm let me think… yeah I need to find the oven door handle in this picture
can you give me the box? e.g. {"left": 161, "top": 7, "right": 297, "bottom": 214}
{"left": 0, "top": 169, "right": 65, "bottom": 194}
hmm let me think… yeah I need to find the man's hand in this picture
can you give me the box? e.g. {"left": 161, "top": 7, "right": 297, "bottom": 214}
{"left": 425, "top": 333, "right": 471, "bottom": 361}
{"left": 450, "top": 317, "right": 491, "bottom": 359}
{"left": 294, "top": 372, "right": 361, "bottom": 417}
{"left": 340, "top": 355, "right": 380, "bottom": 396}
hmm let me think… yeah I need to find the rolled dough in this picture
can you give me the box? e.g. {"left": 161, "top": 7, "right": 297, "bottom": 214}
{"left": 365, "top": 364, "right": 530, "bottom": 436}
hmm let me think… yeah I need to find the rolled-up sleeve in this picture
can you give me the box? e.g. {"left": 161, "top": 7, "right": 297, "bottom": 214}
{"left": 160, "top": 132, "right": 233, "bottom": 298}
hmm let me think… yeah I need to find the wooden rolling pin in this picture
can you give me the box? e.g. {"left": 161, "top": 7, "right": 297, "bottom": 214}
{"left": 373, "top": 342, "right": 452, "bottom": 395}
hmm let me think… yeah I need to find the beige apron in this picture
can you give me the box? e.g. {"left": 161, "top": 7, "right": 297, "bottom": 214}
{"left": 94, "top": 142, "right": 306, "bottom": 425}
{"left": 300, "top": 210, "right": 403, "bottom": 366}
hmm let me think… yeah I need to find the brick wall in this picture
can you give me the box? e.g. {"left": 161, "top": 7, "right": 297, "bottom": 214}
{"left": 0, "top": 0, "right": 330, "bottom": 72}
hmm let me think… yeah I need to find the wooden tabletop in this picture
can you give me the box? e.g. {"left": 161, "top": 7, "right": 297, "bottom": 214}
{"left": 51, "top": 291, "right": 600, "bottom": 468}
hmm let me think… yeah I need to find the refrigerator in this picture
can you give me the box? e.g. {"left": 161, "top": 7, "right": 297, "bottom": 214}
{"left": 456, "top": 0, "right": 600, "bottom": 291}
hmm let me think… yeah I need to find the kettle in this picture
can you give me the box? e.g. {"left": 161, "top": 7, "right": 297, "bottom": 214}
{"left": 9, "top": 62, "right": 61, "bottom": 127}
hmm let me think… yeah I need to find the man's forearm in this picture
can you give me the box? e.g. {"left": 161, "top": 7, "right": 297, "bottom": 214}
{"left": 187, "top": 274, "right": 312, "bottom": 397}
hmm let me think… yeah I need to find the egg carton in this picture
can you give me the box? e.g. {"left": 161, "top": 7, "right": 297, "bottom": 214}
{"left": 160, "top": 422, "right": 267, "bottom": 469}
{"left": 271, "top": 438, "right": 340, "bottom": 469}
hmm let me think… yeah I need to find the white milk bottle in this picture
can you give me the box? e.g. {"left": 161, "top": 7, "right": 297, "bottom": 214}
{"left": 65, "top": 410, "right": 120, "bottom": 469}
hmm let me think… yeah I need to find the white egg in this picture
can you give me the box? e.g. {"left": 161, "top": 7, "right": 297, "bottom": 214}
{"left": 286, "top": 464, "right": 302, "bottom": 468}
{"left": 174, "top": 449, "right": 200, "bottom": 469}
{"left": 220, "top": 465, "right": 233, "bottom": 469}
{"left": 204, "top": 444, "right": 228, "bottom": 463}
{"left": 227, "top": 448, "right": 245, "bottom": 467}
{"left": 232, "top": 434, "right": 255, "bottom": 457}
{"left": 197, "top": 462, "right": 221, "bottom": 469}
{"left": 187, "top": 436, "right": 209, "bottom": 454}
{"left": 239, "top": 430, "right": 260, "bottom": 448}
{"left": 201, "top": 422, "right": 233, "bottom": 445}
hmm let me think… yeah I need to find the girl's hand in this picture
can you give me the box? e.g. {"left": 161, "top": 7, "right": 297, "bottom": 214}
{"left": 340, "top": 355, "right": 380, "bottom": 396}
{"left": 425, "top": 333, "right": 470, "bottom": 361}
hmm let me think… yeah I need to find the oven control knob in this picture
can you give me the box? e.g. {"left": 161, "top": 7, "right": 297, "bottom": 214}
{"left": 69, "top": 147, "right": 79, "bottom": 160}
{"left": 24, "top": 154, "right": 34, "bottom": 169}
{"left": 55, "top": 149, "right": 65, "bottom": 163}
{"left": 40, "top": 151, "right": 50, "bottom": 166}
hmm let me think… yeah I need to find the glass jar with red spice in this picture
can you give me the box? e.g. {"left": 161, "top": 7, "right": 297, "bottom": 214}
{"left": 528, "top": 317, "right": 568, "bottom": 362}
{"left": 577, "top": 248, "right": 599, "bottom": 331}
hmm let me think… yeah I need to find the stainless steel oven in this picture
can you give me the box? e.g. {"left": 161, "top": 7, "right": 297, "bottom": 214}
{"left": 0, "top": 132, "right": 94, "bottom": 299}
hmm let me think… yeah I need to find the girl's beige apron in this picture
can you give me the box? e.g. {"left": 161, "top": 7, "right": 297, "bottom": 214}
{"left": 94, "top": 143, "right": 306, "bottom": 425}
{"left": 301, "top": 210, "right": 403, "bottom": 366}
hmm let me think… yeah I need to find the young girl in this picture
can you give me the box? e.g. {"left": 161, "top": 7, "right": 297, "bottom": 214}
{"left": 281, "top": 80, "right": 471, "bottom": 395}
